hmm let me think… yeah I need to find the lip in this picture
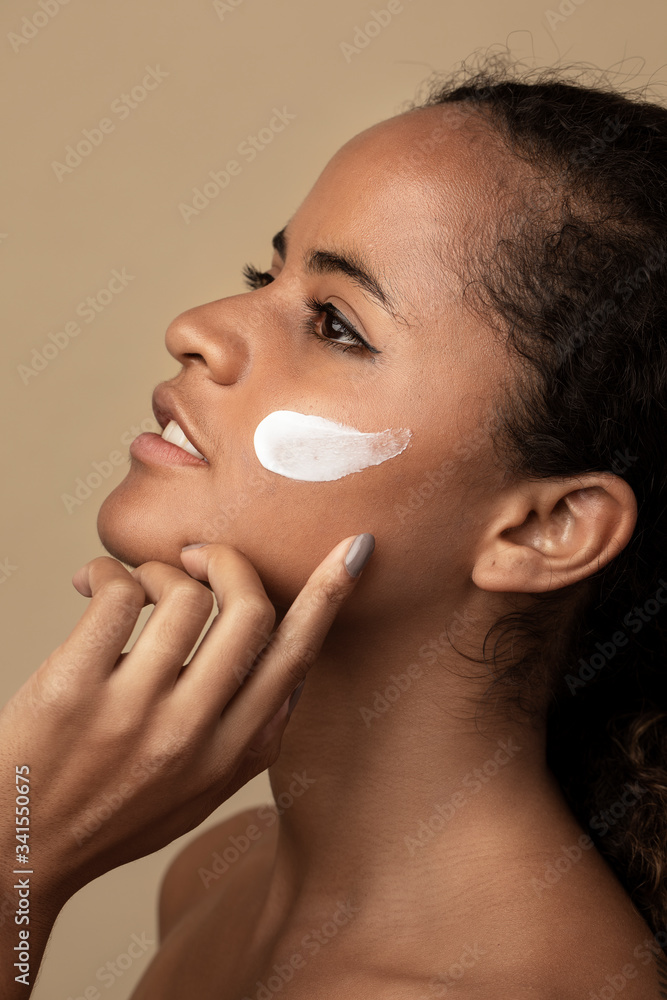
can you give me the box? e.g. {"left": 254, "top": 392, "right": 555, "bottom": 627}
{"left": 129, "top": 432, "right": 209, "bottom": 467}
{"left": 151, "top": 383, "right": 209, "bottom": 463}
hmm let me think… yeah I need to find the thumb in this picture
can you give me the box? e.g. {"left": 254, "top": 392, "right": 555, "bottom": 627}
{"left": 250, "top": 677, "right": 307, "bottom": 752}
{"left": 247, "top": 692, "right": 292, "bottom": 755}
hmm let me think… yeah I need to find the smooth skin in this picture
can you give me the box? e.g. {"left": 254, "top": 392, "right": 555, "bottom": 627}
{"left": 1, "top": 104, "right": 663, "bottom": 998}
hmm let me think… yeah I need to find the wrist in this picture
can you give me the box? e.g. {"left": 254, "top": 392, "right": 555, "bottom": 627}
{"left": 2, "top": 842, "right": 74, "bottom": 926}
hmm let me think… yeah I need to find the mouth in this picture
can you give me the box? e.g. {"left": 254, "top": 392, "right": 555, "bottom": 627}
{"left": 152, "top": 385, "right": 209, "bottom": 463}
{"left": 160, "top": 420, "right": 207, "bottom": 461}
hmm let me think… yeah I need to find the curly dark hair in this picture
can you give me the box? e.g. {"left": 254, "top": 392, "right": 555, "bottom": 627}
{"left": 405, "top": 51, "right": 667, "bottom": 940}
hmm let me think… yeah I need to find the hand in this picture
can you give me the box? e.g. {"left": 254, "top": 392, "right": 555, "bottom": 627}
{"left": 0, "top": 533, "right": 374, "bottom": 908}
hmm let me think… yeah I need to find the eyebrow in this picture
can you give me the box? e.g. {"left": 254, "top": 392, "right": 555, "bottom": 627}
{"left": 271, "top": 226, "right": 400, "bottom": 319}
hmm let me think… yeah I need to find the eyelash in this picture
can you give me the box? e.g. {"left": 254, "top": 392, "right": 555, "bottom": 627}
{"left": 241, "top": 262, "right": 379, "bottom": 356}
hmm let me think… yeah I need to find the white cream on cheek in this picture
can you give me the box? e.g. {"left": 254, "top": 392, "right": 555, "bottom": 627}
{"left": 253, "top": 410, "right": 412, "bottom": 482}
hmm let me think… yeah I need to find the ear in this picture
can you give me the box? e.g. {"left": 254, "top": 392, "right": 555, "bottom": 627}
{"left": 471, "top": 472, "right": 638, "bottom": 593}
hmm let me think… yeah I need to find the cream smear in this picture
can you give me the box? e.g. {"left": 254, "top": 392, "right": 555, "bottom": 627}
{"left": 253, "top": 410, "right": 412, "bottom": 482}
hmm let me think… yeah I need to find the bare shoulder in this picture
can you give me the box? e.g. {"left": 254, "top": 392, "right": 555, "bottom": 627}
{"left": 498, "top": 905, "right": 667, "bottom": 1000}
{"left": 158, "top": 802, "right": 279, "bottom": 940}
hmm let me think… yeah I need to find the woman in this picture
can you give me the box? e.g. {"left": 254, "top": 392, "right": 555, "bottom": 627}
{"left": 2, "top": 55, "right": 667, "bottom": 998}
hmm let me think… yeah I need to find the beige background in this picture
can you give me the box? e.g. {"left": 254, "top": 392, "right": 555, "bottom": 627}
{"left": 2, "top": 0, "right": 666, "bottom": 995}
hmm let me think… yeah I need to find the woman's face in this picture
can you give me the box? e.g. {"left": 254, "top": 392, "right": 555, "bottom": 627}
{"left": 97, "top": 106, "right": 511, "bottom": 620}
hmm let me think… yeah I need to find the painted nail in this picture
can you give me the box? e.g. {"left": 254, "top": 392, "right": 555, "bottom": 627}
{"left": 181, "top": 542, "right": 208, "bottom": 551}
{"left": 287, "top": 679, "right": 306, "bottom": 717}
{"left": 344, "top": 533, "right": 375, "bottom": 578}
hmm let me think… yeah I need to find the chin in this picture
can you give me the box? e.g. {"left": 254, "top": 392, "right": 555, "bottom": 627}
{"left": 96, "top": 479, "right": 184, "bottom": 570}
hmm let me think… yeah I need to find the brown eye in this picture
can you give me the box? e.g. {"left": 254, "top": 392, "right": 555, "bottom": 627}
{"left": 319, "top": 309, "right": 363, "bottom": 347}
{"left": 303, "top": 296, "right": 380, "bottom": 356}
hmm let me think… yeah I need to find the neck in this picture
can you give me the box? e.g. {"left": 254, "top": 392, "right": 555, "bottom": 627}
{"left": 259, "top": 604, "right": 581, "bottom": 959}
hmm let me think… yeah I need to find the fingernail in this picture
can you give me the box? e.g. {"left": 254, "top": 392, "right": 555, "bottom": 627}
{"left": 287, "top": 679, "right": 306, "bottom": 717}
{"left": 344, "top": 533, "right": 375, "bottom": 577}
{"left": 181, "top": 542, "right": 208, "bottom": 551}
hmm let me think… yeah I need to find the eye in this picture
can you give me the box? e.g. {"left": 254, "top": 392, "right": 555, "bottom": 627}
{"left": 241, "top": 262, "right": 380, "bottom": 358}
{"left": 302, "top": 296, "right": 379, "bottom": 355}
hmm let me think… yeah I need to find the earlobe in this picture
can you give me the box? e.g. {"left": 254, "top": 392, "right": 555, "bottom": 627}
{"left": 471, "top": 472, "right": 638, "bottom": 594}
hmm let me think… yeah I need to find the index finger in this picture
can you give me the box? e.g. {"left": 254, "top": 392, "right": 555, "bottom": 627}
{"left": 61, "top": 557, "right": 147, "bottom": 681}
{"left": 180, "top": 533, "right": 375, "bottom": 748}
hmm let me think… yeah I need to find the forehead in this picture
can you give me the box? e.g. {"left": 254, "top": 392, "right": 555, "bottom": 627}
{"left": 286, "top": 105, "right": 503, "bottom": 312}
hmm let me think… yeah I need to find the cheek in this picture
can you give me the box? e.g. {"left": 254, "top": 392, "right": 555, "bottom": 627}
{"left": 252, "top": 409, "right": 412, "bottom": 482}
{"left": 212, "top": 435, "right": 458, "bottom": 615}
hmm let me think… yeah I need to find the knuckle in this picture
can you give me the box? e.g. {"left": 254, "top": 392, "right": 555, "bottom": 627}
{"left": 317, "top": 573, "right": 346, "bottom": 613}
{"left": 97, "top": 577, "right": 145, "bottom": 611}
{"left": 101, "top": 703, "right": 145, "bottom": 744}
{"left": 142, "top": 732, "right": 192, "bottom": 774}
{"left": 280, "top": 633, "right": 319, "bottom": 683}
{"left": 230, "top": 594, "right": 276, "bottom": 632}
{"left": 28, "top": 659, "right": 79, "bottom": 716}
{"left": 289, "top": 649, "right": 318, "bottom": 681}
{"left": 144, "top": 620, "right": 182, "bottom": 660}
{"left": 164, "top": 579, "right": 215, "bottom": 617}
{"left": 150, "top": 613, "right": 205, "bottom": 660}
{"left": 90, "top": 608, "right": 139, "bottom": 647}
{"left": 134, "top": 560, "right": 163, "bottom": 573}
{"left": 235, "top": 647, "right": 260, "bottom": 686}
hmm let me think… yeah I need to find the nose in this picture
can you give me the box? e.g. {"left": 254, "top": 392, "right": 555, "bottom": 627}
{"left": 165, "top": 298, "right": 250, "bottom": 384}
